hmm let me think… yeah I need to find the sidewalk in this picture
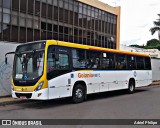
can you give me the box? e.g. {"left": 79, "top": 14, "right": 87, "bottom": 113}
{"left": 0, "top": 81, "right": 160, "bottom": 106}
{"left": 0, "top": 96, "right": 30, "bottom": 106}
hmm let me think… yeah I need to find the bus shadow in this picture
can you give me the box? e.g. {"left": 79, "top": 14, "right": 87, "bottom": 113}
{"left": 18, "top": 98, "right": 72, "bottom": 109}
{"left": 87, "top": 88, "right": 148, "bottom": 102}
{"left": 18, "top": 88, "right": 149, "bottom": 109}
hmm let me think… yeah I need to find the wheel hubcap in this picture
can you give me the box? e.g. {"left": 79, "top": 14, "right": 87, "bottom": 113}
{"left": 75, "top": 89, "right": 83, "bottom": 99}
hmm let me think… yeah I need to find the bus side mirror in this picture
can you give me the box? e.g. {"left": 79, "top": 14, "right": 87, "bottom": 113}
{"left": 5, "top": 57, "right": 8, "bottom": 64}
{"left": 5, "top": 52, "right": 15, "bottom": 64}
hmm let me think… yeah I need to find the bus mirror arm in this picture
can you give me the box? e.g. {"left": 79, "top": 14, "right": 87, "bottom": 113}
{"left": 5, "top": 52, "right": 15, "bottom": 64}
{"left": 5, "top": 56, "right": 8, "bottom": 64}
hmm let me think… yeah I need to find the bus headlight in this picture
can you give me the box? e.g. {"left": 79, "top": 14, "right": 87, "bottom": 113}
{"left": 35, "top": 81, "right": 44, "bottom": 92}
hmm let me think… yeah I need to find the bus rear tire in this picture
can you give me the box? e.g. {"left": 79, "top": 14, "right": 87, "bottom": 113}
{"left": 128, "top": 80, "right": 135, "bottom": 94}
{"left": 72, "top": 84, "right": 86, "bottom": 103}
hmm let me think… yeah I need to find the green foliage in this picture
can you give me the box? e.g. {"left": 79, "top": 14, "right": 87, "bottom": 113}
{"left": 150, "top": 14, "right": 160, "bottom": 40}
{"left": 129, "top": 45, "right": 145, "bottom": 48}
{"left": 146, "top": 39, "right": 160, "bottom": 46}
{"left": 129, "top": 39, "right": 160, "bottom": 50}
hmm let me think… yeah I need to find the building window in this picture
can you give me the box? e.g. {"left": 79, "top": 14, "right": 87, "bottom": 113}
{"left": 0, "top": 0, "right": 118, "bottom": 48}
{"left": 0, "top": 0, "right": 2, "bottom": 7}
{"left": 3, "top": 0, "right": 11, "bottom": 9}
{"left": 11, "top": 26, "right": 18, "bottom": 42}
{"left": 3, "top": 13, "right": 10, "bottom": 24}
{"left": 59, "top": 8, "right": 63, "bottom": 22}
{"left": 28, "top": 0, "right": 34, "bottom": 14}
{"left": 54, "top": 6, "right": 58, "bottom": 21}
{"left": 41, "top": 22, "right": 46, "bottom": 30}
{"left": 48, "top": 4, "right": 52, "bottom": 19}
{"left": 35, "top": 1, "right": 40, "bottom": 16}
{"left": 12, "top": 0, "right": 19, "bottom": 11}
{"left": 2, "top": 24, "right": 10, "bottom": 41}
{"left": 59, "top": 0, "right": 63, "bottom": 8}
{"left": 20, "top": 27, "right": 26, "bottom": 43}
{"left": 47, "top": 23, "right": 52, "bottom": 32}
{"left": 41, "top": 3, "right": 46, "bottom": 18}
{"left": 20, "top": 0, "right": 26, "bottom": 12}
{"left": 27, "top": 28, "right": 33, "bottom": 42}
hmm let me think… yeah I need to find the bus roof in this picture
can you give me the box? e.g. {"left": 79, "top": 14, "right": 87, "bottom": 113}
{"left": 17, "top": 40, "right": 150, "bottom": 58}
{"left": 47, "top": 40, "right": 150, "bottom": 58}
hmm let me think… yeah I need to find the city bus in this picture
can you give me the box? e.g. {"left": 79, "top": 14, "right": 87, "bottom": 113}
{"left": 5, "top": 40, "right": 152, "bottom": 103}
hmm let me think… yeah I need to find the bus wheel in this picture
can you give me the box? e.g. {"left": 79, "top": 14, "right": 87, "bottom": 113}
{"left": 128, "top": 80, "right": 135, "bottom": 94}
{"left": 72, "top": 84, "right": 86, "bottom": 103}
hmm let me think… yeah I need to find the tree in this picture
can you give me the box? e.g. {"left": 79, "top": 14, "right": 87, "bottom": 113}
{"left": 150, "top": 14, "right": 160, "bottom": 40}
{"left": 146, "top": 39, "right": 160, "bottom": 46}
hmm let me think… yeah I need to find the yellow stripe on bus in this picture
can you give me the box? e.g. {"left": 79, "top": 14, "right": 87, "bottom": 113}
{"left": 77, "top": 70, "right": 93, "bottom": 72}
{"left": 47, "top": 40, "right": 150, "bottom": 58}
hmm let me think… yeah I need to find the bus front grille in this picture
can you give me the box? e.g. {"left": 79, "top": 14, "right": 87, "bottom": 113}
{"left": 15, "top": 93, "right": 32, "bottom": 99}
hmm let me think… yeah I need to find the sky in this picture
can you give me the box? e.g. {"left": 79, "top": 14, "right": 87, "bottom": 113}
{"left": 99, "top": 0, "right": 160, "bottom": 46}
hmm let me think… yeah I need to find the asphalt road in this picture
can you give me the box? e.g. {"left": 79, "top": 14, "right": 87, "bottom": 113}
{"left": 0, "top": 86, "right": 160, "bottom": 128}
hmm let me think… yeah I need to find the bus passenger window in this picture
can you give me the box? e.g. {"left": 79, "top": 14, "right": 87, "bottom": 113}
{"left": 101, "top": 58, "right": 109, "bottom": 69}
{"left": 47, "top": 53, "right": 55, "bottom": 72}
{"left": 72, "top": 49, "right": 86, "bottom": 68}
{"left": 136, "top": 57, "right": 145, "bottom": 70}
{"left": 47, "top": 46, "right": 69, "bottom": 72}
{"left": 86, "top": 51, "right": 101, "bottom": 69}
{"left": 115, "top": 54, "right": 126, "bottom": 70}
{"left": 144, "top": 57, "right": 151, "bottom": 70}
{"left": 57, "top": 54, "right": 69, "bottom": 69}
{"left": 127, "top": 56, "right": 136, "bottom": 70}
{"left": 107, "top": 53, "right": 115, "bottom": 69}
{"left": 101, "top": 53, "right": 109, "bottom": 69}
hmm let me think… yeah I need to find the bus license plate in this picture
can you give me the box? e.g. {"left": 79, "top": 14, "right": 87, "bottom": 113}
{"left": 20, "top": 96, "right": 27, "bottom": 99}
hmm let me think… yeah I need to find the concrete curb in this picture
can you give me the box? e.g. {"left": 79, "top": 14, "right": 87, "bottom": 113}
{"left": 0, "top": 82, "right": 159, "bottom": 106}
{"left": 151, "top": 81, "right": 160, "bottom": 86}
{"left": 0, "top": 98, "right": 33, "bottom": 106}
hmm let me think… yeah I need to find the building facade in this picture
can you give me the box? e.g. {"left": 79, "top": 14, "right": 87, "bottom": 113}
{"left": 120, "top": 44, "right": 160, "bottom": 58}
{"left": 0, "top": 0, "right": 120, "bottom": 49}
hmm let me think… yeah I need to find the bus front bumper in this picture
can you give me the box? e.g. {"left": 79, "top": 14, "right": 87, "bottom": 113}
{"left": 12, "top": 88, "right": 49, "bottom": 100}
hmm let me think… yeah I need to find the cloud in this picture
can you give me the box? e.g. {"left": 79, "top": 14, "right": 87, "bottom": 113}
{"left": 99, "top": 0, "right": 159, "bottom": 45}
{"left": 121, "top": 38, "right": 141, "bottom": 46}
{"left": 137, "top": 24, "right": 149, "bottom": 28}
{"left": 149, "top": 3, "right": 160, "bottom": 6}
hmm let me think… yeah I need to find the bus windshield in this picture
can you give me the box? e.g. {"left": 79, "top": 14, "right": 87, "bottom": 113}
{"left": 13, "top": 42, "right": 46, "bottom": 81}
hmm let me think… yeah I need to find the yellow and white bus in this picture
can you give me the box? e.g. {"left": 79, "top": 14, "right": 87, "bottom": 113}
{"left": 5, "top": 40, "right": 152, "bottom": 103}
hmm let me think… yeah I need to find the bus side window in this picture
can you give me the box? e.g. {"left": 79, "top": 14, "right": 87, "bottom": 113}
{"left": 115, "top": 54, "right": 126, "bottom": 70}
{"left": 72, "top": 49, "right": 86, "bottom": 68}
{"left": 47, "top": 46, "right": 69, "bottom": 71}
{"left": 127, "top": 55, "right": 136, "bottom": 70}
{"left": 136, "top": 56, "right": 145, "bottom": 70}
{"left": 144, "top": 57, "right": 151, "bottom": 70}
{"left": 47, "top": 46, "right": 56, "bottom": 72}
{"left": 101, "top": 58, "right": 109, "bottom": 69}
{"left": 101, "top": 53, "right": 109, "bottom": 69}
{"left": 107, "top": 53, "right": 115, "bottom": 69}
{"left": 56, "top": 54, "right": 69, "bottom": 69}
{"left": 86, "top": 50, "right": 101, "bottom": 69}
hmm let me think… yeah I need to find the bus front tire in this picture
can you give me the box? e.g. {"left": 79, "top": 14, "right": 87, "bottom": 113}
{"left": 72, "top": 84, "right": 86, "bottom": 103}
{"left": 128, "top": 80, "right": 135, "bottom": 94}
